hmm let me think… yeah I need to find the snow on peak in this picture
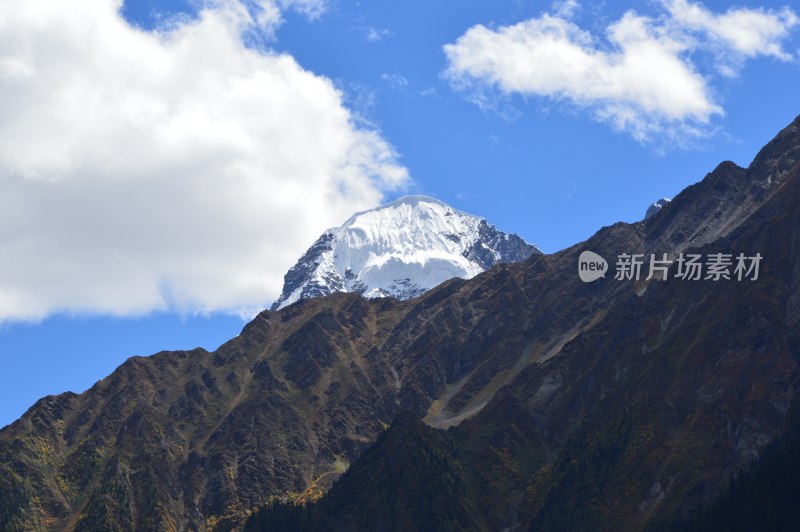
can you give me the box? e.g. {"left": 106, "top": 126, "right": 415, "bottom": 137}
{"left": 644, "top": 198, "right": 671, "bottom": 220}
{"left": 271, "top": 196, "right": 541, "bottom": 310}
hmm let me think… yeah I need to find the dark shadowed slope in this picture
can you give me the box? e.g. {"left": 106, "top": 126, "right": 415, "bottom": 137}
{"left": 244, "top": 412, "right": 487, "bottom": 532}
{"left": 661, "top": 396, "right": 800, "bottom": 532}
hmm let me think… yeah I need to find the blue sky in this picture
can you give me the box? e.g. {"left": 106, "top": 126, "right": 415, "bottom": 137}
{"left": 1, "top": 0, "right": 798, "bottom": 427}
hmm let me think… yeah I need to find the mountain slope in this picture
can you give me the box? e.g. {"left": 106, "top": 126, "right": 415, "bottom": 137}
{"left": 243, "top": 412, "right": 487, "bottom": 532}
{"left": 245, "top": 114, "right": 800, "bottom": 532}
{"left": 270, "top": 195, "right": 540, "bottom": 310}
{"left": 659, "top": 396, "right": 800, "bottom": 532}
{"left": 1, "top": 115, "right": 800, "bottom": 531}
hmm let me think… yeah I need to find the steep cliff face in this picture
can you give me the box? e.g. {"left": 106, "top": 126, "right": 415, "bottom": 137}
{"left": 2, "top": 116, "right": 800, "bottom": 531}
{"left": 270, "top": 195, "right": 540, "bottom": 310}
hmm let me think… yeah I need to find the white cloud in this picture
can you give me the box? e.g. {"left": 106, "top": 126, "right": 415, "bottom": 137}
{"left": 0, "top": 0, "right": 407, "bottom": 321}
{"left": 380, "top": 73, "right": 409, "bottom": 90}
{"left": 663, "top": 0, "right": 798, "bottom": 72}
{"left": 454, "top": 192, "right": 477, "bottom": 202}
{"left": 366, "top": 26, "right": 393, "bottom": 42}
{"left": 444, "top": 1, "right": 798, "bottom": 142}
{"left": 553, "top": 0, "right": 580, "bottom": 19}
{"left": 277, "top": 0, "right": 329, "bottom": 20}
{"left": 444, "top": 13, "right": 719, "bottom": 141}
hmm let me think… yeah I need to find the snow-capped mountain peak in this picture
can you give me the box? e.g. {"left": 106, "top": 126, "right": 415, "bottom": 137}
{"left": 644, "top": 197, "right": 671, "bottom": 220}
{"left": 271, "top": 195, "right": 541, "bottom": 310}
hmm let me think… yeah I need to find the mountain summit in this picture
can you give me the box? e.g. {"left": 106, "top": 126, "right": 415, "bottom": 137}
{"left": 271, "top": 195, "right": 540, "bottom": 310}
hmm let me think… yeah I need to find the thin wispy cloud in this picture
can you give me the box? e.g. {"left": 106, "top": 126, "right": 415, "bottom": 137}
{"left": 444, "top": 0, "right": 799, "bottom": 144}
{"left": 455, "top": 192, "right": 477, "bottom": 202}
{"left": 380, "top": 72, "right": 410, "bottom": 90}
{"left": 278, "top": 0, "right": 329, "bottom": 20}
{"left": 0, "top": 0, "right": 407, "bottom": 321}
{"left": 553, "top": 0, "right": 580, "bottom": 19}
{"left": 366, "top": 26, "right": 393, "bottom": 42}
